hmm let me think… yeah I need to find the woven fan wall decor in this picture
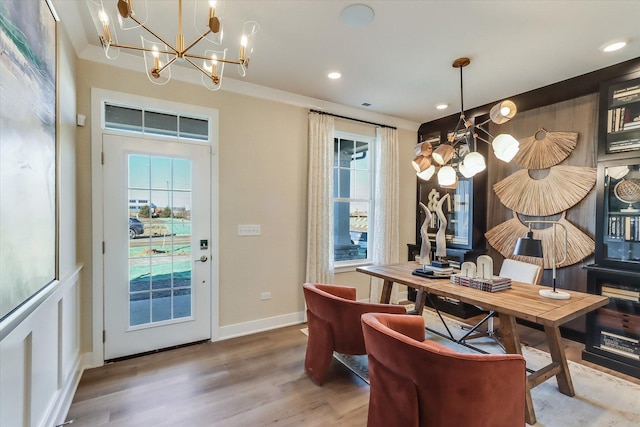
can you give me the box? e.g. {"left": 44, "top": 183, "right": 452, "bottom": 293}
{"left": 485, "top": 213, "right": 595, "bottom": 269}
{"left": 493, "top": 165, "right": 596, "bottom": 216}
{"left": 514, "top": 129, "right": 578, "bottom": 169}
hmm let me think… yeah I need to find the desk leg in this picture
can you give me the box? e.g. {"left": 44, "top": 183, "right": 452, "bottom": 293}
{"left": 499, "top": 313, "right": 536, "bottom": 426}
{"left": 407, "top": 289, "right": 427, "bottom": 315}
{"left": 544, "top": 325, "right": 575, "bottom": 397}
{"left": 380, "top": 279, "right": 393, "bottom": 304}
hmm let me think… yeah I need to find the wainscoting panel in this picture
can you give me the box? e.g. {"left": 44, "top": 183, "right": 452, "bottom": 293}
{"left": 0, "top": 266, "right": 83, "bottom": 427}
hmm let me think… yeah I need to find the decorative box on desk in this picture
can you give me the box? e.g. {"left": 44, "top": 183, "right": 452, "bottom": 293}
{"left": 583, "top": 265, "right": 640, "bottom": 379}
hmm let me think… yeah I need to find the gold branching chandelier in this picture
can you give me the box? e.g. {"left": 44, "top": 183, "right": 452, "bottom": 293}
{"left": 87, "top": 0, "right": 259, "bottom": 90}
{"left": 413, "top": 57, "right": 519, "bottom": 188}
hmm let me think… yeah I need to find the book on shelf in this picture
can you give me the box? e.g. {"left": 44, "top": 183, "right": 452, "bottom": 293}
{"left": 611, "top": 84, "right": 640, "bottom": 105}
{"left": 599, "top": 330, "right": 640, "bottom": 360}
{"left": 601, "top": 286, "right": 640, "bottom": 302}
{"left": 608, "top": 138, "right": 640, "bottom": 152}
{"left": 624, "top": 120, "right": 640, "bottom": 130}
{"left": 607, "top": 215, "right": 640, "bottom": 241}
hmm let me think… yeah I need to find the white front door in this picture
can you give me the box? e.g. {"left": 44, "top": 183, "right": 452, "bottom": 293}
{"left": 102, "top": 133, "right": 212, "bottom": 360}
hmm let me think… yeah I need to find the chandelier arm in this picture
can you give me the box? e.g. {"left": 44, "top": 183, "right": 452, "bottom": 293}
{"left": 476, "top": 117, "right": 492, "bottom": 127}
{"left": 154, "top": 56, "right": 179, "bottom": 75}
{"left": 183, "top": 56, "right": 213, "bottom": 77}
{"left": 128, "top": 14, "right": 179, "bottom": 55}
{"left": 184, "top": 53, "right": 242, "bottom": 66}
{"left": 475, "top": 123, "right": 495, "bottom": 139}
{"left": 101, "top": 41, "right": 174, "bottom": 56}
{"left": 182, "top": 30, "right": 214, "bottom": 56}
{"left": 474, "top": 134, "right": 492, "bottom": 146}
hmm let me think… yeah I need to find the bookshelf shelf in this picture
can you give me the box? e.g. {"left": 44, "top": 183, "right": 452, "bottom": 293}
{"left": 586, "top": 71, "right": 640, "bottom": 378}
{"left": 601, "top": 75, "right": 640, "bottom": 157}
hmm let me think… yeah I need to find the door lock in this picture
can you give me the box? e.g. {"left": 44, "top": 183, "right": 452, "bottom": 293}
{"left": 195, "top": 255, "right": 208, "bottom": 263}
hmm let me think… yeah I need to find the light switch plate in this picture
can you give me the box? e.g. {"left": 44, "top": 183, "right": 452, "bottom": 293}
{"left": 238, "top": 224, "right": 261, "bottom": 236}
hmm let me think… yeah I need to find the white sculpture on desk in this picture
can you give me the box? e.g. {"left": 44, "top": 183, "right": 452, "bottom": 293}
{"left": 435, "top": 193, "right": 451, "bottom": 260}
{"left": 419, "top": 202, "right": 432, "bottom": 266}
{"left": 476, "top": 255, "right": 494, "bottom": 279}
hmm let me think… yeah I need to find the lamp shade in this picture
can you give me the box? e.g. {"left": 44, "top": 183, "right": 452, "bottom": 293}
{"left": 489, "top": 100, "right": 517, "bottom": 124}
{"left": 417, "top": 165, "right": 436, "bottom": 181}
{"left": 414, "top": 141, "right": 433, "bottom": 157}
{"left": 437, "top": 165, "right": 457, "bottom": 186}
{"left": 513, "top": 231, "right": 543, "bottom": 258}
{"left": 492, "top": 133, "right": 520, "bottom": 162}
{"left": 432, "top": 144, "right": 454, "bottom": 165}
{"left": 462, "top": 151, "right": 486, "bottom": 175}
{"left": 412, "top": 155, "right": 432, "bottom": 173}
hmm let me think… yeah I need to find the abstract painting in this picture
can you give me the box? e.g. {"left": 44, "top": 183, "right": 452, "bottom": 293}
{"left": 0, "top": 0, "right": 57, "bottom": 320}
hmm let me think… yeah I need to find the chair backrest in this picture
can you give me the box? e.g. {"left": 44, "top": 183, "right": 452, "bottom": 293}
{"left": 361, "top": 312, "right": 526, "bottom": 427}
{"left": 499, "top": 258, "right": 542, "bottom": 285}
{"left": 303, "top": 283, "right": 406, "bottom": 354}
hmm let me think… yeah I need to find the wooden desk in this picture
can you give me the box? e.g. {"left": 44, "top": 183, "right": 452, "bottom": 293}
{"left": 357, "top": 262, "right": 609, "bottom": 425}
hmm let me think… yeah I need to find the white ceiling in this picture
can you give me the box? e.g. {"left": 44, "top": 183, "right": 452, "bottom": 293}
{"left": 53, "top": 1, "right": 640, "bottom": 129}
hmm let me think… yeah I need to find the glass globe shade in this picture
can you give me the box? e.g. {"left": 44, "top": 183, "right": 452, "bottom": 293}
{"left": 492, "top": 133, "right": 520, "bottom": 162}
{"left": 437, "top": 165, "right": 456, "bottom": 186}
{"left": 459, "top": 161, "right": 475, "bottom": 178}
{"left": 463, "top": 152, "right": 486, "bottom": 175}
{"left": 417, "top": 165, "right": 436, "bottom": 181}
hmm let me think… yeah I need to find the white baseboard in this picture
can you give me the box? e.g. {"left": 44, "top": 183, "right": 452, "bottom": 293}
{"left": 217, "top": 311, "right": 305, "bottom": 341}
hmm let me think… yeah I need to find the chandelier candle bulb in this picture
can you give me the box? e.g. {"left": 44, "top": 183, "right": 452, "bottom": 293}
{"left": 99, "top": 10, "right": 111, "bottom": 42}
{"left": 240, "top": 36, "right": 247, "bottom": 62}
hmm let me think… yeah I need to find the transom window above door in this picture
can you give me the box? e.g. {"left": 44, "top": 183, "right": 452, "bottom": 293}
{"left": 104, "top": 103, "right": 209, "bottom": 141}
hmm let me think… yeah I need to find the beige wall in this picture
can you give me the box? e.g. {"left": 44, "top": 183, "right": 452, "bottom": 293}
{"left": 75, "top": 60, "right": 417, "bottom": 351}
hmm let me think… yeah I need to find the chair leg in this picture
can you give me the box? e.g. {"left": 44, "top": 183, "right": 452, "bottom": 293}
{"left": 304, "top": 312, "right": 335, "bottom": 386}
{"left": 461, "top": 311, "right": 503, "bottom": 345}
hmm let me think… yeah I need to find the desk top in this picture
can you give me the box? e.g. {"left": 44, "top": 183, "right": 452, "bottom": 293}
{"left": 357, "top": 262, "right": 609, "bottom": 327}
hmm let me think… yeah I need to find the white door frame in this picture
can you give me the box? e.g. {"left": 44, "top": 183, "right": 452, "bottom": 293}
{"left": 90, "top": 88, "right": 220, "bottom": 367}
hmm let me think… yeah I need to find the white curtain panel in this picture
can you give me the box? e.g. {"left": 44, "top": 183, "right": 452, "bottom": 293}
{"left": 305, "top": 112, "right": 335, "bottom": 284}
{"left": 370, "top": 127, "right": 401, "bottom": 303}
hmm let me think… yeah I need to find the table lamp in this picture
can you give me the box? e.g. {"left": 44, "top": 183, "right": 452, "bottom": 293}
{"left": 513, "top": 220, "right": 571, "bottom": 300}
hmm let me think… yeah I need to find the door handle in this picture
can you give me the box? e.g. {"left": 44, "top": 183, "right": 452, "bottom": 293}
{"left": 195, "top": 255, "right": 208, "bottom": 263}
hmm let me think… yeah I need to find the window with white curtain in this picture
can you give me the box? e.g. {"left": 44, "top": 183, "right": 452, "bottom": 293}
{"left": 333, "top": 132, "right": 375, "bottom": 265}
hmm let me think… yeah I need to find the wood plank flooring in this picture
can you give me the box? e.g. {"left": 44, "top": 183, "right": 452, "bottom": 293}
{"left": 65, "top": 318, "right": 638, "bottom": 426}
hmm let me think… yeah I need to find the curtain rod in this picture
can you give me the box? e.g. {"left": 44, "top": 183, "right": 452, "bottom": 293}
{"left": 309, "top": 109, "right": 397, "bottom": 130}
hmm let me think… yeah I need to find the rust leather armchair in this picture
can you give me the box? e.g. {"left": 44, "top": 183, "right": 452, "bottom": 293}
{"left": 361, "top": 312, "right": 526, "bottom": 427}
{"left": 303, "top": 283, "right": 407, "bottom": 386}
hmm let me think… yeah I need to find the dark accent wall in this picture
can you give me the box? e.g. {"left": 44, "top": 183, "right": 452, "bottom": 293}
{"left": 417, "top": 57, "right": 640, "bottom": 334}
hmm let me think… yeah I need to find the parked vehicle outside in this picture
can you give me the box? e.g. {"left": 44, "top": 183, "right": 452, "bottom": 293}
{"left": 129, "top": 217, "right": 144, "bottom": 239}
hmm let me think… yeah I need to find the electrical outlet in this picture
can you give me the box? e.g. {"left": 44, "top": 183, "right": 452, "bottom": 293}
{"left": 260, "top": 292, "right": 271, "bottom": 300}
{"left": 238, "top": 224, "right": 261, "bottom": 236}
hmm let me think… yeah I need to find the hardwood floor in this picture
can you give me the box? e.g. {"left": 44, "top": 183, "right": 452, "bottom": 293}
{"left": 65, "top": 318, "right": 638, "bottom": 426}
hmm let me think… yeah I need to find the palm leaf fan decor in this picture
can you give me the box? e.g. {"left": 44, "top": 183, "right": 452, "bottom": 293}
{"left": 485, "top": 212, "right": 595, "bottom": 269}
{"left": 493, "top": 165, "right": 596, "bottom": 216}
{"left": 514, "top": 128, "right": 578, "bottom": 169}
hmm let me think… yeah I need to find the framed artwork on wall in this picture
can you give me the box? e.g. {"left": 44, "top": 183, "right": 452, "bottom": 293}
{"left": 0, "top": 0, "right": 58, "bottom": 321}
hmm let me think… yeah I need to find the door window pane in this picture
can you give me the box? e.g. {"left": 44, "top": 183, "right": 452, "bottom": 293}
{"left": 128, "top": 154, "right": 193, "bottom": 327}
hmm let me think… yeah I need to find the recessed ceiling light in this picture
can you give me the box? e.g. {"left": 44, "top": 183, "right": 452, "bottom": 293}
{"left": 340, "top": 4, "right": 375, "bottom": 28}
{"left": 328, "top": 72, "right": 342, "bottom": 79}
{"left": 601, "top": 40, "right": 628, "bottom": 52}
{"left": 436, "top": 104, "right": 448, "bottom": 110}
